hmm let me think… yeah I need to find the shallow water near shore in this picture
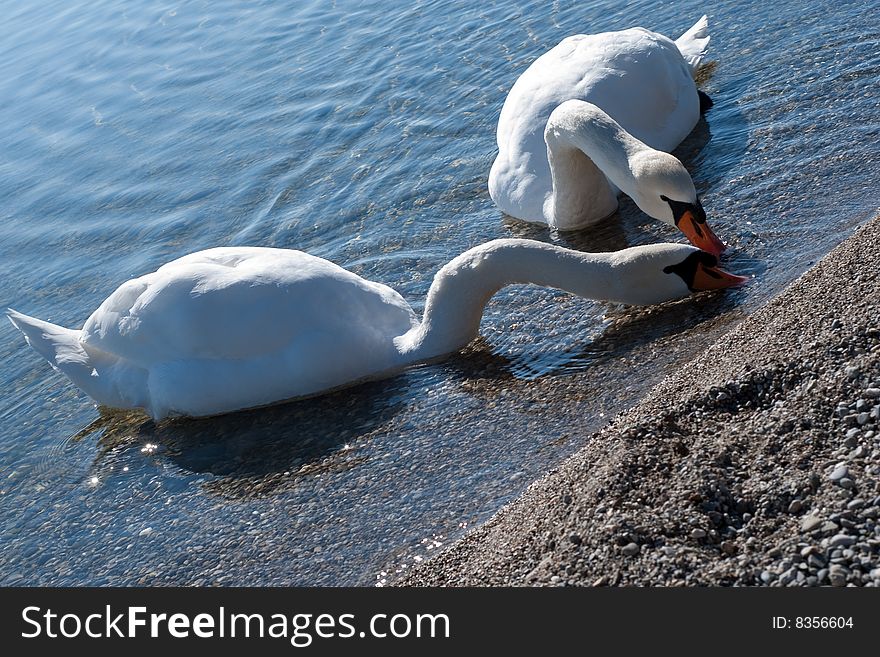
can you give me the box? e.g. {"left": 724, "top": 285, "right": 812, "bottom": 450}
{"left": 1, "top": 0, "right": 879, "bottom": 585}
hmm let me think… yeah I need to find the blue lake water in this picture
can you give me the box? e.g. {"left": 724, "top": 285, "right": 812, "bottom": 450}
{"left": 1, "top": 0, "right": 879, "bottom": 585}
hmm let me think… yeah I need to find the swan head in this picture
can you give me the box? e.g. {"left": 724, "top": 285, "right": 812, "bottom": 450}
{"left": 614, "top": 243, "right": 747, "bottom": 305}
{"left": 628, "top": 152, "right": 726, "bottom": 257}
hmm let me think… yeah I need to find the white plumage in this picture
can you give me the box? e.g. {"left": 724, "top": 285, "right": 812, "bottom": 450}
{"left": 489, "top": 16, "right": 711, "bottom": 230}
{"left": 8, "top": 238, "right": 744, "bottom": 420}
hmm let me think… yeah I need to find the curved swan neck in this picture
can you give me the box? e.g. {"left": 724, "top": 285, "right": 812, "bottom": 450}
{"left": 543, "top": 101, "right": 646, "bottom": 227}
{"left": 395, "top": 239, "right": 622, "bottom": 360}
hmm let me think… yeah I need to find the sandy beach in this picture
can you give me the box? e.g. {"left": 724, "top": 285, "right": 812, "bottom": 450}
{"left": 404, "top": 216, "right": 880, "bottom": 586}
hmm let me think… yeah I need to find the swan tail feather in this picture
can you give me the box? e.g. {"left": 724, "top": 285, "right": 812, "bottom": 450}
{"left": 7, "top": 308, "right": 128, "bottom": 408}
{"left": 675, "top": 15, "right": 710, "bottom": 76}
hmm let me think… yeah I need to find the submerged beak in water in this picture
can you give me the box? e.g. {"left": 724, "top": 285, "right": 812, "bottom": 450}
{"left": 678, "top": 210, "right": 726, "bottom": 258}
{"left": 690, "top": 261, "right": 749, "bottom": 291}
{"left": 663, "top": 195, "right": 727, "bottom": 258}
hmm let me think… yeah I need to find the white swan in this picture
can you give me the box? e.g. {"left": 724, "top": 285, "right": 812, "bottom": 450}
{"left": 489, "top": 16, "right": 725, "bottom": 255}
{"left": 7, "top": 240, "right": 745, "bottom": 420}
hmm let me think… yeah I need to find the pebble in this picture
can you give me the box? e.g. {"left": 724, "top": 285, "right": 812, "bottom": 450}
{"left": 829, "top": 565, "right": 848, "bottom": 587}
{"left": 691, "top": 529, "right": 707, "bottom": 540}
{"left": 829, "top": 465, "right": 848, "bottom": 481}
{"left": 848, "top": 446, "right": 866, "bottom": 459}
{"left": 865, "top": 388, "right": 880, "bottom": 398}
{"left": 720, "top": 541, "right": 736, "bottom": 555}
{"left": 788, "top": 500, "right": 803, "bottom": 514}
{"left": 839, "top": 478, "right": 856, "bottom": 490}
{"left": 801, "top": 514, "right": 822, "bottom": 532}
{"left": 622, "top": 543, "right": 640, "bottom": 557}
{"left": 821, "top": 520, "right": 840, "bottom": 534}
{"left": 828, "top": 534, "right": 856, "bottom": 548}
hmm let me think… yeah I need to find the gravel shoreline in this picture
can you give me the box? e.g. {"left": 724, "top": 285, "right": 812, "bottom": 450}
{"left": 403, "top": 216, "right": 880, "bottom": 587}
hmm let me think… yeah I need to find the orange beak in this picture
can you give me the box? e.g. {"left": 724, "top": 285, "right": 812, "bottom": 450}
{"left": 677, "top": 210, "right": 726, "bottom": 258}
{"left": 691, "top": 261, "right": 749, "bottom": 291}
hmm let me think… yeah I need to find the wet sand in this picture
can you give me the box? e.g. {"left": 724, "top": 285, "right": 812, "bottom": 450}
{"left": 403, "top": 216, "right": 880, "bottom": 586}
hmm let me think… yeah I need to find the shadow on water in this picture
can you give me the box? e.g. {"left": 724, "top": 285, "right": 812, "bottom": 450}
{"left": 573, "top": 288, "right": 749, "bottom": 370}
{"left": 76, "top": 375, "right": 413, "bottom": 497}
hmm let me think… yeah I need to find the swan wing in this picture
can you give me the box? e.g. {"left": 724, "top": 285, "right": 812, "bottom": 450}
{"left": 80, "top": 247, "right": 417, "bottom": 368}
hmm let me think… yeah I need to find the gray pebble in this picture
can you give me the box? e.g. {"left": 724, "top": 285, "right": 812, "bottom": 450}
{"left": 829, "top": 566, "right": 848, "bottom": 587}
{"left": 801, "top": 515, "right": 823, "bottom": 533}
{"left": 621, "top": 542, "right": 640, "bottom": 557}
{"left": 829, "top": 465, "right": 848, "bottom": 481}
{"left": 848, "top": 446, "right": 866, "bottom": 459}
{"left": 820, "top": 520, "right": 840, "bottom": 533}
{"left": 828, "top": 534, "right": 856, "bottom": 548}
{"left": 808, "top": 554, "right": 826, "bottom": 569}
